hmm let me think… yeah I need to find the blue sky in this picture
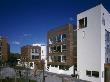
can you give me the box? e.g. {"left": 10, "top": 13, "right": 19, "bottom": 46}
{"left": 0, "top": 0, "right": 109, "bottom": 53}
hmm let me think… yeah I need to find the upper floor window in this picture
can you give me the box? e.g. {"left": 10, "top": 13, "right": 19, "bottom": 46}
{"left": 62, "top": 34, "right": 66, "bottom": 41}
{"left": 102, "top": 13, "right": 105, "bottom": 26}
{"left": 35, "top": 49, "right": 39, "bottom": 53}
{"left": 57, "top": 45, "right": 61, "bottom": 52}
{"left": 79, "top": 17, "right": 87, "bottom": 29}
{"left": 62, "top": 44, "right": 67, "bottom": 51}
{"left": 31, "top": 49, "right": 35, "bottom": 53}
{"left": 56, "top": 34, "right": 61, "bottom": 42}
{"left": 102, "top": 17, "right": 105, "bottom": 26}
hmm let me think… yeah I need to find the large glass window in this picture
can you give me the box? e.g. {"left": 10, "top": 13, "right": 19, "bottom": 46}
{"left": 56, "top": 34, "right": 61, "bottom": 42}
{"left": 79, "top": 17, "right": 87, "bottom": 29}
{"left": 62, "top": 44, "right": 67, "bottom": 51}
{"left": 57, "top": 45, "right": 61, "bottom": 52}
{"left": 58, "top": 56, "right": 61, "bottom": 62}
{"left": 92, "top": 71, "right": 99, "bottom": 78}
{"left": 62, "top": 34, "right": 66, "bottom": 41}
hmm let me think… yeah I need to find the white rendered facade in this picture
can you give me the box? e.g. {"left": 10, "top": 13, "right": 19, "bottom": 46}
{"left": 32, "top": 43, "right": 47, "bottom": 69}
{"left": 32, "top": 44, "right": 47, "bottom": 60}
{"left": 77, "top": 4, "right": 110, "bottom": 82}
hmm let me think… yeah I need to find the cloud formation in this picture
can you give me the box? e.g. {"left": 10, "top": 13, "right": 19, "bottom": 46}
{"left": 12, "top": 41, "right": 20, "bottom": 45}
{"left": 23, "top": 34, "right": 32, "bottom": 37}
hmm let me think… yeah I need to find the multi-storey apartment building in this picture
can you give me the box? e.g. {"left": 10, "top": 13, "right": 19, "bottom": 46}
{"left": 77, "top": 4, "right": 110, "bottom": 82}
{"left": 0, "top": 36, "right": 10, "bottom": 63}
{"left": 21, "top": 44, "right": 46, "bottom": 69}
{"left": 47, "top": 24, "right": 77, "bottom": 75}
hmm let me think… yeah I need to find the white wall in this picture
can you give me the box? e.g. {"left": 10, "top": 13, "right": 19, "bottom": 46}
{"left": 41, "top": 45, "right": 47, "bottom": 60}
{"left": 77, "top": 4, "right": 110, "bottom": 82}
{"left": 48, "top": 65, "right": 74, "bottom": 75}
{"left": 77, "top": 5, "right": 102, "bottom": 82}
{"left": 32, "top": 44, "right": 47, "bottom": 60}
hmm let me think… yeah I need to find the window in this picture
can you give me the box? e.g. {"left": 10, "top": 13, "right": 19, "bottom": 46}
{"left": 62, "top": 56, "right": 66, "bottom": 63}
{"left": 35, "top": 56, "right": 39, "bottom": 59}
{"left": 31, "top": 49, "right": 35, "bottom": 53}
{"left": 54, "top": 56, "right": 58, "bottom": 62}
{"left": 56, "top": 34, "right": 61, "bottom": 42}
{"left": 49, "top": 38, "right": 53, "bottom": 44}
{"left": 102, "top": 13, "right": 105, "bottom": 26}
{"left": 62, "top": 44, "right": 67, "bottom": 51}
{"left": 35, "top": 49, "right": 39, "bottom": 53}
{"left": 102, "top": 17, "right": 105, "bottom": 26}
{"left": 49, "top": 56, "right": 52, "bottom": 62}
{"left": 79, "top": 17, "right": 87, "bottom": 29}
{"left": 57, "top": 45, "right": 61, "bottom": 52}
{"left": 32, "top": 55, "right": 34, "bottom": 59}
{"left": 58, "top": 56, "right": 61, "bottom": 62}
{"left": 32, "top": 55, "right": 39, "bottom": 60}
{"left": 53, "top": 46, "right": 57, "bottom": 52}
{"left": 62, "top": 34, "right": 66, "bottom": 41}
{"left": 92, "top": 71, "right": 99, "bottom": 78}
{"left": 86, "top": 70, "right": 91, "bottom": 77}
{"left": 85, "top": 17, "right": 87, "bottom": 27}
{"left": 49, "top": 47, "right": 53, "bottom": 53}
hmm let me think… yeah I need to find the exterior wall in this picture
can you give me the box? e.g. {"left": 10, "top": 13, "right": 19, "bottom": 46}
{"left": 21, "top": 44, "right": 46, "bottom": 70}
{"left": 41, "top": 45, "right": 47, "bottom": 60}
{"left": 21, "top": 45, "right": 41, "bottom": 61}
{"left": 47, "top": 65, "right": 74, "bottom": 75}
{"left": 32, "top": 44, "right": 47, "bottom": 69}
{"left": 21, "top": 45, "right": 41, "bottom": 69}
{"left": 77, "top": 4, "right": 110, "bottom": 82}
{"left": 47, "top": 24, "right": 77, "bottom": 75}
{"left": 101, "top": 5, "right": 110, "bottom": 82}
{"left": 32, "top": 44, "right": 47, "bottom": 60}
{"left": 0, "top": 36, "right": 10, "bottom": 62}
{"left": 77, "top": 5, "right": 102, "bottom": 82}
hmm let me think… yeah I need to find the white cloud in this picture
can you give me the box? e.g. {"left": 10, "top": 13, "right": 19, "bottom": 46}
{"left": 23, "top": 34, "right": 32, "bottom": 37}
{"left": 12, "top": 41, "right": 20, "bottom": 45}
